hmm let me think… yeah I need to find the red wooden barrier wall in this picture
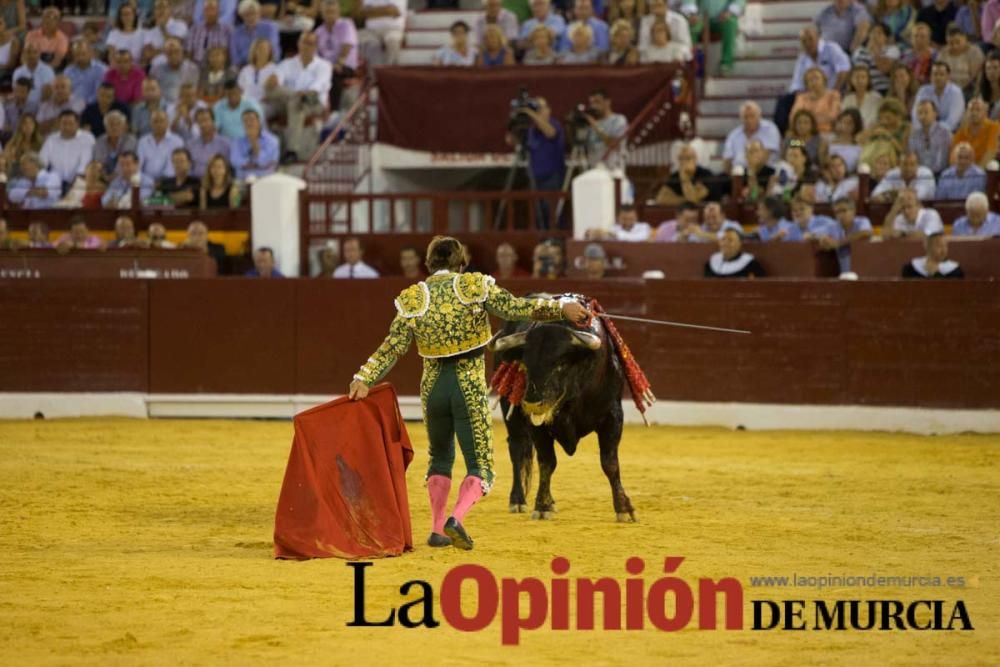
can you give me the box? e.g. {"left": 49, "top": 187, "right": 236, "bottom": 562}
{"left": 1, "top": 279, "right": 997, "bottom": 409}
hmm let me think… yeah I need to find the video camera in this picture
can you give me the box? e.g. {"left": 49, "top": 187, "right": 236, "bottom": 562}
{"left": 566, "top": 103, "right": 599, "bottom": 146}
{"left": 507, "top": 86, "right": 540, "bottom": 139}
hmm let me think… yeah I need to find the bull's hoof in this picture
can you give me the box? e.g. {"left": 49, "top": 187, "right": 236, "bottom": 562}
{"left": 509, "top": 503, "right": 528, "bottom": 513}
{"left": 616, "top": 512, "right": 638, "bottom": 523}
{"left": 531, "top": 510, "right": 555, "bottom": 520}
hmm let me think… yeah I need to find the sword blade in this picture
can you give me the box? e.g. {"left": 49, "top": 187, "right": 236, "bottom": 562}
{"left": 597, "top": 313, "right": 752, "bottom": 335}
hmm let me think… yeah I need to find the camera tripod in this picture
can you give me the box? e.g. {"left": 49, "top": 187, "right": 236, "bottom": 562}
{"left": 494, "top": 137, "right": 539, "bottom": 230}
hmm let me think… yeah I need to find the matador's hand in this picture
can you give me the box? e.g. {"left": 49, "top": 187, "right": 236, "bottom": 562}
{"left": 562, "top": 301, "right": 591, "bottom": 325}
{"left": 348, "top": 380, "right": 369, "bottom": 400}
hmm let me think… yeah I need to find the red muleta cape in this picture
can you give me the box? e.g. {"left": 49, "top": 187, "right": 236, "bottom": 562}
{"left": 274, "top": 383, "right": 415, "bottom": 559}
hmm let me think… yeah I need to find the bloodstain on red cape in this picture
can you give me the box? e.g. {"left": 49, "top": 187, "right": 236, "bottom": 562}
{"left": 274, "top": 383, "right": 415, "bottom": 559}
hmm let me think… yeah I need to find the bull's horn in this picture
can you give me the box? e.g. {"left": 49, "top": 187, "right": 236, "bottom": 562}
{"left": 568, "top": 330, "right": 601, "bottom": 350}
{"left": 493, "top": 332, "right": 528, "bottom": 351}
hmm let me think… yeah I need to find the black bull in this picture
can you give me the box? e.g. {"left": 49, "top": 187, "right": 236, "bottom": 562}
{"left": 493, "top": 311, "right": 637, "bottom": 522}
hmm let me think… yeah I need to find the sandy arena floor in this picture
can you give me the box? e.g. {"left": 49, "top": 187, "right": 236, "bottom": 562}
{"left": 0, "top": 418, "right": 997, "bottom": 666}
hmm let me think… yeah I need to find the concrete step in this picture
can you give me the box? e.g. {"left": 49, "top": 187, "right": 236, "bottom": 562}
{"left": 755, "top": 18, "right": 808, "bottom": 39}
{"left": 756, "top": 0, "right": 827, "bottom": 21}
{"left": 697, "top": 115, "right": 738, "bottom": 137}
{"left": 741, "top": 37, "right": 801, "bottom": 58}
{"left": 704, "top": 76, "right": 788, "bottom": 98}
{"left": 405, "top": 30, "right": 449, "bottom": 48}
{"left": 731, "top": 57, "right": 796, "bottom": 77}
{"left": 399, "top": 48, "right": 436, "bottom": 65}
{"left": 699, "top": 97, "right": 776, "bottom": 116}
{"left": 407, "top": 10, "right": 479, "bottom": 31}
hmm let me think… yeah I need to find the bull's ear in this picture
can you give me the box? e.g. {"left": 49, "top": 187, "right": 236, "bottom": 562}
{"left": 568, "top": 330, "right": 601, "bottom": 350}
{"left": 493, "top": 331, "right": 528, "bottom": 352}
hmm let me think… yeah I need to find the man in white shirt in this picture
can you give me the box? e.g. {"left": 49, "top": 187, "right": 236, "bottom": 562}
{"left": 871, "top": 151, "right": 937, "bottom": 203}
{"left": 885, "top": 189, "right": 944, "bottom": 240}
{"left": 358, "top": 0, "right": 406, "bottom": 66}
{"left": 264, "top": 31, "right": 332, "bottom": 162}
{"left": 610, "top": 205, "right": 652, "bottom": 241}
{"left": 39, "top": 111, "right": 95, "bottom": 190}
{"left": 639, "top": 0, "right": 692, "bottom": 55}
{"left": 137, "top": 110, "right": 185, "bottom": 180}
{"left": 333, "top": 237, "right": 380, "bottom": 278}
{"left": 586, "top": 205, "right": 652, "bottom": 241}
{"left": 722, "top": 101, "right": 782, "bottom": 172}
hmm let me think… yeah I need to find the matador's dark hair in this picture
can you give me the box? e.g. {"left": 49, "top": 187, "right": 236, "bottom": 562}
{"left": 426, "top": 236, "right": 467, "bottom": 272}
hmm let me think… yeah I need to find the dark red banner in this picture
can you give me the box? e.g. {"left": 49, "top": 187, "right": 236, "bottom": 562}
{"left": 375, "top": 65, "right": 684, "bottom": 153}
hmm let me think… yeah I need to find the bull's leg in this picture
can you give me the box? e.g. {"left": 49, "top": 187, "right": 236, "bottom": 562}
{"left": 598, "top": 412, "right": 636, "bottom": 523}
{"left": 531, "top": 430, "right": 557, "bottom": 520}
{"left": 504, "top": 403, "right": 533, "bottom": 513}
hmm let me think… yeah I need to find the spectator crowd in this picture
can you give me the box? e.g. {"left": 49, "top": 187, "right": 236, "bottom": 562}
{"left": 0, "top": 0, "right": 386, "bottom": 215}
{"left": 593, "top": 0, "right": 1000, "bottom": 278}
{"left": 2, "top": 0, "right": 999, "bottom": 281}
{"left": 432, "top": 0, "right": 706, "bottom": 67}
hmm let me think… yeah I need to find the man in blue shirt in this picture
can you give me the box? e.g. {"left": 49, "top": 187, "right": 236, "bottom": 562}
{"left": 754, "top": 196, "right": 801, "bottom": 242}
{"left": 102, "top": 151, "right": 156, "bottom": 209}
{"left": 908, "top": 99, "right": 953, "bottom": 175}
{"left": 936, "top": 142, "right": 987, "bottom": 200}
{"left": 789, "top": 26, "right": 851, "bottom": 93}
{"left": 230, "top": 0, "right": 281, "bottom": 67}
{"left": 952, "top": 191, "right": 1000, "bottom": 237}
{"left": 7, "top": 152, "right": 62, "bottom": 209}
{"left": 213, "top": 79, "right": 266, "bottom": 139}
{"left": 790, "top": 196, "right": 838, "bottom": 239}
{"left": 558, "top": 0, "right": 608, "bottom": 53}
{"left": 518, "top": 0, "right": 567, "bottom": 48}
{"left": 63, "top": 41, "right": 106, "bottom": 105}
{"left": 231, "top": 109, "right": 280, "bottom": 179}
{"left": 513, "top": 96, "right": 565, "bottom": 229}
{"left": 817, "top": 196, "right": 873, "bottom": 273}
{"left": 245, "top": 247, "right": 286, "bottom": 278}
{"left": 13, "top": 43, "right": 56, "bottom": 108}
{"left": 912, "top": 62, "right": 965, "bottom": 131}
{"left": 777, "top": 25, "right": 851, "bottom": 133}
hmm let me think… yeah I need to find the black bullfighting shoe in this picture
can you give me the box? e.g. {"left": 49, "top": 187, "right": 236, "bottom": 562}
{"left": 443, "top": 517, "right": 474, "bottom": 551}
{"left": 427, "top": 532, "right": 452, "bottom": 547}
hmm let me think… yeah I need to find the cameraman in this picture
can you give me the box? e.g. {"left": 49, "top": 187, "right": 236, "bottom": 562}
{"left": 507, "top": 96, "right": 566, "bottom": 228}
{"left": 584, "top": 88, "right": 628, "bottom": 170}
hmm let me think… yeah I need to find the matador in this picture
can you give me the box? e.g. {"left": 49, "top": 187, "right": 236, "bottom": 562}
{"left": 348, "top": 236, "right": 589, "bottom": 550}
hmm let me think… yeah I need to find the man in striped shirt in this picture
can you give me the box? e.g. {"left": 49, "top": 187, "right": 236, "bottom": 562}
{"left": 186, "top": 0, "right": 233, "bottom": 62}
{"left": 850, "top": 24, "right": 899, "bottom": 95}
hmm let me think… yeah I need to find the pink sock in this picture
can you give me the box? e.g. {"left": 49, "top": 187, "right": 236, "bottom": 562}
{"left": 427, "top": 475, "right": 451, "bottom": 535}
{"left": 451, "top": 476, "right": 484, "bottom": 523}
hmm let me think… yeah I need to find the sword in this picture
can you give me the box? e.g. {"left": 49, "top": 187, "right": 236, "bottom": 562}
{"left": 596, "top": 313, "right": 752, "bottom": 335}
